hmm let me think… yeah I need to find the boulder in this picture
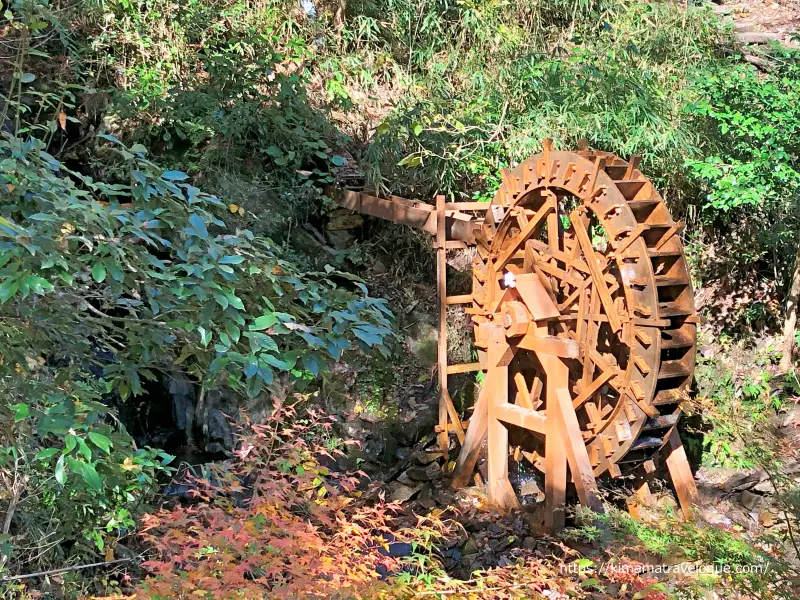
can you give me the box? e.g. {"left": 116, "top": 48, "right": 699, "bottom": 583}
{"left": 740, "top": 490, "right": 761, "bottom": 511}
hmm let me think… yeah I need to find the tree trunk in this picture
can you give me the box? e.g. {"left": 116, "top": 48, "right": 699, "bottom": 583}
{"left": 779, "top": 245, "right": 800, "bottom": 372}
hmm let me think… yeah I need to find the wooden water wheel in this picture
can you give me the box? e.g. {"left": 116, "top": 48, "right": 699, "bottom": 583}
{"left": 333, "top": 140, "right": 699, "bottom": 529}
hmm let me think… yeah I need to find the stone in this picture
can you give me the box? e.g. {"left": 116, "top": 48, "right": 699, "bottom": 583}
{"left": 411, "top": 451, "right": 442, "bottom": 465}
{"left": 404, "top": 316, "right": 438, "bottom": 368}
{"left": 372, "top": 259, "right": 388, "bottom": 275}
{"left": 657, "top": 494, "right": 678, "bottom": 512}
{"left": 462, "top": 537, "right": 479, "bottom": 556}
{"left": 723, "top": 469, "right": 767, "bottom": 492}
{"left": 405, "top": 466, "right": 433, "bottom": 481}
{"left": 740, "top": 490, "right": 761, "bottom": 511}
{"left": 389, "top": 406, "right": 437, "bottom": 446}
{"left": 752, "top": 479, "right": 776, "bottom": 495}
{"left": 418, "top": 486, "right": 437, "bottom": 510}
{"left": 396, "top": 471, "right": 414, "bottom": 486}
{"left": 204, "top": 407, "right": 234, "bottom": 454}
{"left": 165, "top": 369, "right": 196, "bottom": 445}
{"left": 522, "top": 536, "right": 537, "bottom": 550}
{"left": 388, "top": 482, "right": 422, "bottom": 504}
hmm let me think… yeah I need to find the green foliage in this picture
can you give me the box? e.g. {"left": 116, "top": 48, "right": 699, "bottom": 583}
{"left": 569, "top": 507, "right": 798, "bottom": 599}
{"left": 352, "top": 0, "right": 726, "bottom": 199}
{"left": 686, "top": 49, "right": 800, "bottom": 275}
{"left": 692, "top": 357, "right": 783, "bottom": 469}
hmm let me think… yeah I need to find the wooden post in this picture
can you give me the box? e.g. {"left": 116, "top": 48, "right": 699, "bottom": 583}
{"left": 486, "top": 326, "right": 520, "bottom": 512}
{"left": 436, "top": 194, "right": 449, "bottom": 459}
{"left": 665, "top": 428, "right": 698, "bottom": 519}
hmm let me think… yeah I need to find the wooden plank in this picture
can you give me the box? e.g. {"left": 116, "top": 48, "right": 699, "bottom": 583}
{"left": 486, "top": 327, "right": 520, "bottom": 512}
{"left": 570, "top": 210, "right": 622, "bottom": 332}
{"left": 654, "top": 220, "right": 684, "bottom": 251}
{"left": 494, "top": 200, "right": 553, "bottom": 271}
{"left": 514, "top": 272, "right": 561, "bottom": 320}
{"left": 444, "top": 202, "right": 492, "bottom": 211}
{"left": 572, "top": 368, "right": 616, "bottom": 409}
{"left": 446, "top": 362, "right": 482, "bottom": 375}
{"left": 446, "top": 294, "right": 473, "bottom": 305}
{"left": 543, "top": 354, "right": 567, "bottom": 530}
{"left": 442, "top": 388, "right": 465, "bottom": 444}
{"left": 494, "top": 403, "right": 546, "bottom": 434}
{"left": 554, "top": 385, "right": 604, "bottom": 512}
{"left": 624, "top": 155, "right": 642, "bottom": 180}
{"left": 516, "top": 333, "right": 580, "bottom": 359}
{"left": 436, "top": 194, "right": 449, "bottom": 458}
{"left": 665, "top": 428, "right": 698, "bottom": 519}
{"left": 514, "top": 371, "right": 533, "bottom": 409}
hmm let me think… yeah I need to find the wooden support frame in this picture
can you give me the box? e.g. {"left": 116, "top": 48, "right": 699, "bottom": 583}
{"left": 664, "top": 428, "right": 698, "bottom": 519}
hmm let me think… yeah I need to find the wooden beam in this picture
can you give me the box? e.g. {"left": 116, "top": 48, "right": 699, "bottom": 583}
{"left": 446, "top": 294, "right": 473, "bottom": 305}
{"left": 446, "top": 362, "right": 482, "bottom": 375}
{"left": 494, "top": 200, "right": 553, "bottom": 271}
{"left": 516, "top": 333, "right": 581, "bottom": 359}
{"left": 442, "top": 388, "right": 465, "bottom": 444}
{"left": 554, "top": 386, "right": 604, "bottom": 512}
{"left": 514, "top": 272, "right": 561, "bottom": 320}
{"left": 570, "top": 210, "right": 622, "bottom": 333}
{"left": 494, "top": 403, "right": 546, "bottom": 434}
{"left": 664, "top": 428, "right": 698, "bottom": 520}
{"left": 572, "top": 368, "right": 617, "bottom": 409}
{"left": 486, "top": 327, "right": 520, "bottom": 512}
{"left": 436, "top": 194, "right": 449, "bottom": 458}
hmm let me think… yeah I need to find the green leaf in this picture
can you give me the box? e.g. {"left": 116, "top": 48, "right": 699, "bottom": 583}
{"left": 88, "top": 432, "right": 112, "bottom": 454}
{"left": 55, "top": 454, "right": 66, "bottom": 485}
{"left": 35, "top": 448, "right": 60, "bottom": 461}
{"left": 81, "top": 462, "right": 103, "bottom": 490}
{"left": 331, "top": 155, "right": 347, "bottom": 166}
{"left": 19, "top": 73, "right": 36, "bottom": 84}
{"left": 162, "top": 170, "right": 189, "bottom": 181}
{"left": 250, "top": 313, "right": 277, "bottom": 331}
{"left": 77, "top": 437, "right": 92, "bottom": 460}
{"left": 11, "top": 403, "right": 28, "bottom": 422}
{"left": 91, "top": 261, "right": 107, "bottom": 283}
{"left": 0, "top": 279, "right": 20, "bottom": 303}
{"left": 219, "top": 255, "right": 244, "bottom": 265}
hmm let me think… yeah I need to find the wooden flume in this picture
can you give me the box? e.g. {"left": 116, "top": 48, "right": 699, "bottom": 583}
{"left": 334, "top": 141, "right": 699, "bottom": 529}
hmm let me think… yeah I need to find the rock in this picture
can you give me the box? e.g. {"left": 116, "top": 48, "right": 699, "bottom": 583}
{"left": 740, "top": 490, "right": 761, "bottom": 511}
{"left": 204, "top": 407, "right": 234, "bottom": 454}
{"left": 657, "top": 494, "right": 679, "bottom": 512}
{"left": 372, "top": 259, "right": 388, "bottom": 275}
{"left": 462, "top": 537, "right": 479, "bottom": 556}
{"left": 404, "top": 315, "right": 438, "bottom": 368}
{"left": 518, "top": 477, "right": 542, "bottom": 498}
{"left": 165, "top": 370, "right": 196, "bottom": 444}
{"left": 390, "top": 406, "right": 438, "bottom": 446}
{"left": 405, "top": 466, "right": 433, "bottom": 481}
{"left": 388, "top": 482, "right": 422, "bottom": 504}
{"left": 418, "top": 486, "right": 437, "bottom": 510}
{"left": 395, "top": 447, "right": 411, "bottom": 461}
{"left": 723, "top": 469, "right": 767, "bottom": 492}
{"left": 326, "top": 229, "right": 356, "bottom": 249}
{"left": 396, "top": 471, "right": 414, "bottom": 486}
{"left": 522, "top": 536, "right": 537, "bottom": 550}
{"left": 411, "top": 451, "right": 442, "bottom": 465}
{"left": 752, "top": 479, "right": 776, "bottom": 494}
{"left": 363, "top": 431, "right": 398, "bottom": 465}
